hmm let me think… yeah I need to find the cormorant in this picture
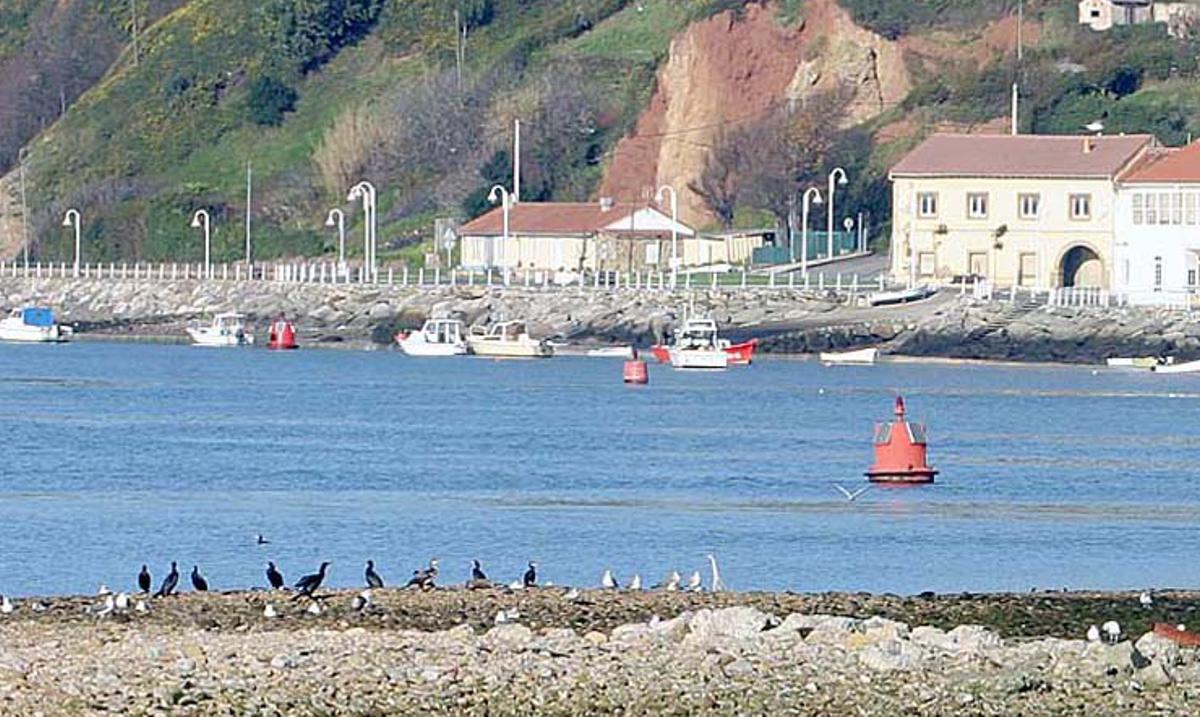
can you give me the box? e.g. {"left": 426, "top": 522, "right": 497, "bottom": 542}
{"left": 471, "top": 560, "right": 487, "bottom": 582}
{"left": 266, "top": 562, "right": 284, "bottom": 590}
{"left": 523, "top": 561, "right": 538, "bottom": 589}
{"left": 256, "top": 534, "right": 270, "bottom": 545}
{"left": 191, "top": 566, "right": 209, "bottom": 592}
{"left": 405, "top": 558, "right": 439, "bottom": 589}
{"left": 293, "top": 561, "right": 331, "bottom": 599}
{"left": 365, "top": 560, "right": 384, "bottom": 589}
{"left": 154, "top": 562, "right": 179, "bottom": 598}
{"left": 137, "top": 565, "right": 151, "bottom": 594}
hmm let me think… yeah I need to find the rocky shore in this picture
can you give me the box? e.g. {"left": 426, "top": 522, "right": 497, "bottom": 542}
{"left": 5, "top": 276, "right": 1200, "bottom": 363}
{"left": 0, "top": 588, "right": 1198, "bottom": 715}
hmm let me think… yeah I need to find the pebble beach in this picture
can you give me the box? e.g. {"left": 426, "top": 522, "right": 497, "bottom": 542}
{"left": 1, "top": 587, "right": 1199, "bottom": 716}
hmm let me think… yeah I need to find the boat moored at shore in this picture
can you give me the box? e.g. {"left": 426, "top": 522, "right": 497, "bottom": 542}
{"left": 664, "top": 318, "right": 729, "bottom": 370}
{"left": 398, "top": 319, "right": 468, "bottom": 357}
{"left": 821, "top": 347, "right": 879, "bottom": 365}
{"left": 187, "top": 313, "right": 253, "bottom": 347}
{"left": 0, "top": 307, "right": 72, "bottom": 343}
{"left": 467, "top": 321, "right": 552, "bottom": 358}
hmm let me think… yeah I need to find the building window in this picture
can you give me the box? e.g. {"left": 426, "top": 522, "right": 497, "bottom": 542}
{"left": 967, "top": 192, "right": 989, "bottom": 219}
{"left": 1173, "top": 192, "right": 1184, "bottom": 225}
{"left": 1189, "top": 269, "right": 1197, "bottom": 287}
{"left": 645, "top": 243, "right": 660, "bottom": 265}
{"left": 1146, "top": 194, "right": 1158, "bottom": 224}
{"left": 1159, "top": 193, "right": 1171, "bottom": 225}
{"left": 1155, "top": 256, "right": 1163, "bottom": 291}
{"left": 1132, "top": 193, "right": 1144, "bottom": 225}
{"left": 1188, "top": 193, "right": 1197, "bottom": 225}
{"left": 917, "top": 192, "right": 938, "bottom": 218}
{"left": 1019, "top": 193, "right": 1040, "bottom": 219}
{"left": 918, "top": 252, "right": 936, "bottom": 277}
{"left": 1070, "top": 193, "right": 1092, "bottom": 220}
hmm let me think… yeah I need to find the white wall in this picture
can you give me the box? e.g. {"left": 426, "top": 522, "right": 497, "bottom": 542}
{"left": 1114, "top": 183, "right": 1200, "bottom": 305}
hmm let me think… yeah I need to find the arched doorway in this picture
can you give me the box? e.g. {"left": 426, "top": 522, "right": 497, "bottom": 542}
{"left": 1059, "top": 245, "right": 1105, "bottom": 288}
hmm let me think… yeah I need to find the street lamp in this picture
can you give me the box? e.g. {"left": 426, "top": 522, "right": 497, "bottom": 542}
{"left": 18, "top": 147, "right": 29, "bottom": 268}
{"left": 347, "top": 181, "right": 377, "bottom": 282}
{"left": 190, "top": 209, "right": 211, "bottom": 278}
{"left": 325, "top": 208, "right": 346, "bottom": 271}
{"left": 801, "top": 188, "right": 823, "bottom": 277}
{"left": 827, "top": 167, "right": 848, "bottom": 261}
{"left": 655, "top": 184, "right": 679, "bottom": 287}
{"left": 62, "top": 209, "right": 81, "bottom": 277}
{"left": 488, "top": 185, "right": 510, "bottom": 271}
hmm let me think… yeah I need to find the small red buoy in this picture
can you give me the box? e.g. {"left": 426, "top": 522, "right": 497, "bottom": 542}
{"left": 624, "top": 347, "right": 649, "bottom": 384}
{"left": 866, "top": 396, "right": 937, "bottom": 484}
{"left": 268, "top": 314, "right": 298, "bottom": 350}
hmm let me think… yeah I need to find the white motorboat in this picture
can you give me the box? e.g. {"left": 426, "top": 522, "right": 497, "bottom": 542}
{"left": 820, "top": 347, "right": 879, "bottom": 365}
{"left": 1107, "top": 357, "right": 1169, "bottom": 369}
{"left": 187, "top": 313, "right": 253, "bottom": 347}
{"left": 668, "top": 318, "right": 729, "bottom": 370}
{"left": 868, "top": 285, "right": 936, "bottom": 307}
{"left": 467, "top": 321, "right": 553, "bottom": 358}
{"left": 586, "top": 345, "right": 635, "bottom": 359}
{"left": 0, "top": 307, "right": 72, "bottom": 343}
{"left": 1153, "top": 359, "right": 1200, "bottom": 374}
{"left": 397, "top": 319, "right": 468, "bottom": 357}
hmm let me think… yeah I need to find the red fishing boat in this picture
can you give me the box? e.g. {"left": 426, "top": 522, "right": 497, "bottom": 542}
{"left": 650, "top": 320, "right": 758, "bottom": 366}
{"left": 268, "top": 314, "right": 298, "bottom": 350}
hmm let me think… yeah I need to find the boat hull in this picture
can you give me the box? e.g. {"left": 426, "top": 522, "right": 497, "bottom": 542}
{"left": 669, "top": 348, "right": 728, "bottom": 370}
{"left": 400, "top": 339, "right": 467, "bottom": 357}
{"left": 868, "top": 286, "right": 936, "bottom": 307}
{"left": 723, "top": 339, "right": 758, "bottom": 365}
{"left": 467, "top": 340, "right": 552, "bottom": 358}
{"left": 187, "top": 328, "right": 253, "bottom": 347}
{"left": 820, "top": 348, "right": 878, "bottom": 365}
{"left": 650, "top": 345, "right": 671, "bottom": 364}
{"left": 1153, "top": 359, "right": 1200, "bottom": 374}
{"left": 0, "top": 325, "right": 69, "bottom": 343}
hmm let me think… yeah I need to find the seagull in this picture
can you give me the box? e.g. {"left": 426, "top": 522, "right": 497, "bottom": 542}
{"left": 154, "top": 562, "right": 179, "bottom": 598}
{"left": 135, "top": 600, "right": 149, "bottom": 613}
{"left": 1084, "top": 120, "right": 1105, "bottom": 134}
{"left": 686, "top": 571, "right": 702, "bottom": 592}
{"left": 365, "top": 560, "right": 384, "bottom": 589}
{"left": 629, "top": 574, "right": 643, "bottom": 591}
{"left": 1086, "top": 624, "right": 1101, "bottom": 642}
{"left": 835, "top": 484, "right": 870, "bottom": 502}
{"left": 523, "top": 561, "right": 538, "bottom": 589}
{"left": 1102, "top": 620, "right": 1122, "bottom": 644}
{"left": 406, "top": 559, "right": 439, "bottom": 590}
{"left": 563, "top": 588, "right": 581, "bottom": 602}
{"left": 114, "top": 593, "right": 130, "bottom": 611}
{"left": 266, "top": 562, "right": 285, "bottom": 590}
{"left": 191, "top": 566, "right": 209, "bottom": 592}
{"left": 601, "top": 569, "right": 619, "bottom": 590}
{"left": 0, "top": 596, "right": 13, "bottom": 615}
{"left": 1139, "top": 591, "right": 1153, "bottom": 608}
{"left": 654, "top": 571, "right": 682, "bottom": 591}
{"left": 263, "top": 604, "right": 278, "bottom": 618}
{"left": 471, "top": 560, "right": 488, "bottom": 582}
{"left": 352, "top": 590, "right": 372, "bottom": 612}
{"left": 306, "top": 600, "right": 322, "bottom": 616}
{"left": 97, "top": 584, "right": 111, "bottom": 596}
{"left": 94, "top": 594, "right": 115, "bottom": 619}
{"left": 256, "top": 534, "right": 271, "bottom": 545}
{"left": 137, "top": 565, "right": 151, "bottom": 594}
{"left": 293, "top": 561, "right": 331, "bottom": 599}
{"left": 30, "top": 602, "right": 47, "bottom": 614}
{"left": 494, "top": 607, "right": 520, "bottom": 625}
{"left": 707, "top": 554, "right": 726, "bottom": 592}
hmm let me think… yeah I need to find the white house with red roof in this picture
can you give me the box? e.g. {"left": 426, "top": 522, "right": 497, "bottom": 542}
{"left": 1113, "top": 140, "right": 1200, "bottom": 305}
{"left": 457, "top": 199, "right": 698, "bottom": 272}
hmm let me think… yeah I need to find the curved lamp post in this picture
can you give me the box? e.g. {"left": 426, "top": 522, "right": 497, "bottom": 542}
{"left": 325, "top": 208, "right": 346, "bottom": 271}
{"left": 62, "top": 209, "right": 81, "bottom": 277}
{"left": 801, "top": 188, "right": 823, "bottom": 277}
{"left": 190, "top": 209, "right": 211, "bottom": 278}
{"left": 348, "top": 181, "right": 377, "bottom": 282}
{"left": 488, "top": 185, "right": 510, "bottom": 270}
{"left": 655, "top": 184, "right": 679, "bottom": 287}
{"left": 827, "top": 167, "right": 848, "bottom": 261}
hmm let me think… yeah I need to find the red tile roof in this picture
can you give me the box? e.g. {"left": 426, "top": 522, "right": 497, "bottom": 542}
{"left": 1121, "top": 141, "right": 1200, "bottom": 183}
{"left": 890, "top": 133, "right": 1154, "bottom": 179}
{"left": 459, "top": 202, "right": 670, "bottom": 236}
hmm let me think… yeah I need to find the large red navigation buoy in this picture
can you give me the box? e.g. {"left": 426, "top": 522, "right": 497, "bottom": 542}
{"left": 268, "top": 314, "right": 298, "bottom": 350}
{"left": 624, "top": 347, "right": 649, "bottom": 385}
{"left": 866, "top": 396, "right": 937, "bottom": 484}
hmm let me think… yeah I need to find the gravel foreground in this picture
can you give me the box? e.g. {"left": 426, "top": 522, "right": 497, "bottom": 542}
{"left": 1, "top": 588, "right": 1199, "bottom": 716}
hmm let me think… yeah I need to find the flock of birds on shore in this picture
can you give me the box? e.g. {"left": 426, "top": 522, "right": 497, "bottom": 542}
{"left": 0, "top": 542, "right": 729, "bottom": 625}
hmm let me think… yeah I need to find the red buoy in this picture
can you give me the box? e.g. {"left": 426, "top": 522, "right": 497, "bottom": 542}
{"left": 866, "top": 396, "right": 937, "bottom": 484}
{"left": 624, "top": 347, "right": 649, "bottom": 384}
{"left": 268, "top": 314, "right": 298, "bottom": 350}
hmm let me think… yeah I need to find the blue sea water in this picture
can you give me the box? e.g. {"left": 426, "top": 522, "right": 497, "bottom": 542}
{"left": 0, "top": 342, "right": 1197, "bottom": 597}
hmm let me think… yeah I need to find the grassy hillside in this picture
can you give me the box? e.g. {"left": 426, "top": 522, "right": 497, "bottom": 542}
{"left": 17, "top": 0, "right": 1200, "bottom": 264}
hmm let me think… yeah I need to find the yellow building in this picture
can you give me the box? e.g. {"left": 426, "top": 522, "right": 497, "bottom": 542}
{"left": 889, "top": 133, "right": 1155, "bottom": 289}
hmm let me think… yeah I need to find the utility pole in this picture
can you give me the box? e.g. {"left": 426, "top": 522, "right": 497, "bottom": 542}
{"left": 245, "top": 161, "right": 253, "bottom": 265}
{"left": 18, "top": 148, "right": 29, "bottom": 268}
{"left": 454, "top": 10, "right": 464, "bottom": 93}
{"left": 1017, "top": 0, "right": 1024, "bottom": 64}
{"left": 130, "top": 0, "right": 140, "bottom": 66}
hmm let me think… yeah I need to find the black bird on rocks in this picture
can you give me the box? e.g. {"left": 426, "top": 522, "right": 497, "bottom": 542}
{"left": 523, "top": 561, "right": 538, "bottom": 589}
{"left": 137, "top": 565, "right": 151, "bottom": 594}
{"left": 293, "top": 562, "right": 331, "bottom": 599}
{"left": 191, "top": 566, "right": 209, "bottom": 592}
{"left": 406, "top": 559, "right": 439, "bottom": 589}
{"left": 471, "top": 560, "right": 488, "bottom": 582}
{"left": 154, "top": 562, "right": 179, "bottom": 598}
{"left": 266, "top": 562, "right": 284, "bottom": 590}
{"left": 365, "top": 560, "right": 384, "bottom": 589}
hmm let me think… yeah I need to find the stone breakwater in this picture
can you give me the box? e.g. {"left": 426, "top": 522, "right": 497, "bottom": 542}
{"left": 4, "top": 276, "right": 1200, "bottom": 362}
{"left": 0, "top": 589, "right": 1198, "bottom": 716}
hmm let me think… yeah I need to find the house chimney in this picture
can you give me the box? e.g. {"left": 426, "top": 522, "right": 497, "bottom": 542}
{"left": 599, "top": 197, "right": 615, "bottom": 212}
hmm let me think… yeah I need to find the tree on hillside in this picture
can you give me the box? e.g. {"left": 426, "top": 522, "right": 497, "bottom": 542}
{"left": 262, "top": 0, "right": 384, "bottom": 73}
{"left": 689, "top": 128, "right": 739, "bottom": 229}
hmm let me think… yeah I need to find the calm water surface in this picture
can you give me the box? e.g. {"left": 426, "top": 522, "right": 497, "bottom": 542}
{"left": 0, "top": 342, "right": 1198, "bottom": 596}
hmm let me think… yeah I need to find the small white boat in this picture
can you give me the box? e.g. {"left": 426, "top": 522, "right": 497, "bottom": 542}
{"left": 467, "top": 321, "right": 552, "bottom": 358}
{"left": 1107, "top": 357, "right": 1168, "bottom": 369}
{"left": 1153, "top": 359, "right": 1200, "bottom": 374}
{"left": 397, "top": 319, "right": 467, "bottom": 357}
{"left": 668, "top": 318, "right": 729, "bottom": 370}
{"left": 187, "top": 313, "right": 253, "bottom": 347}
{"left": 0, "top": 307, "right": 72, "bottom": 343}
{"left": 586, "top": 345, "right": 635, "bottom": 359}
{"left": 868, "top": 285, "right": 936, "bottom": 307}
{"left": 820, "top": 347, "right": 879, "bottom": 365}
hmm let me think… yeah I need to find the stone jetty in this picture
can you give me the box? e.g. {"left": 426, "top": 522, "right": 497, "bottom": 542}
{"left": 0, "top": 588, "right": 1197, "bottom": 715}
{"left": 4, "top": 276, "right": 1200, "bottom": 363}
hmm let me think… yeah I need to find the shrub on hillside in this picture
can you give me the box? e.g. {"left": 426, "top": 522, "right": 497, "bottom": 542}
{"left": 261, "top": 0, "right": 384, "bottom": 73}
{"left": 246, "top": 76, "right": 298, "bottom": 127}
